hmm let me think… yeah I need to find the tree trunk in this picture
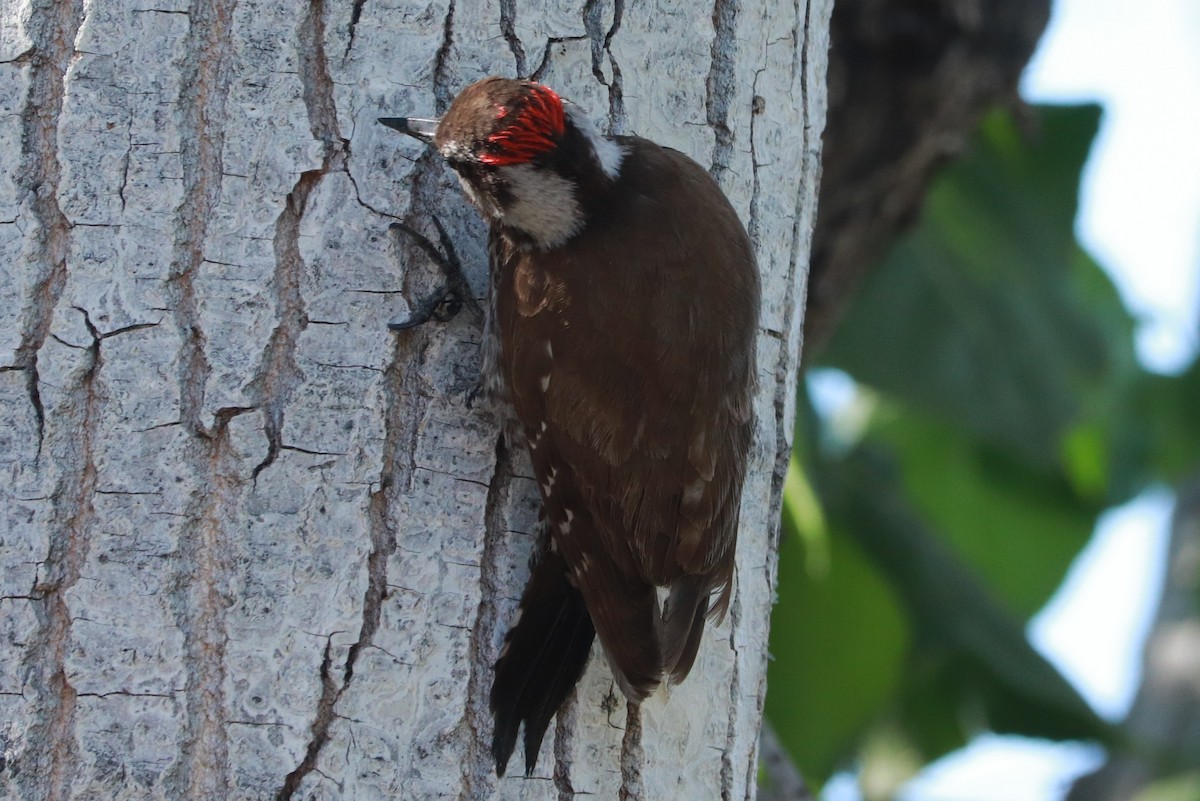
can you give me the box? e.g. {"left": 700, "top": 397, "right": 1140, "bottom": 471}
{"left": 0, "top": 0, "right": 829, "bottom": 798}
{"left": 807, "top": 0, "right": 1049, "bottom": 355}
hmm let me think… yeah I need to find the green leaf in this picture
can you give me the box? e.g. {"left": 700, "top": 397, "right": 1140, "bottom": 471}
{"left": 870, "top": 407, "right": 1099, "bottom": 618}
{"left": 820, "top": 105, "right": 1133, "bottom": 472}
{"left": 818, "top": 447, "right": 1116, "bottom": 758}
{"left": 766, "top": 458, "right": 910, "bottom": 784}
{"left": 1132, "top": 772, "right": 1200, "bottom": 801}
{"left": 1116, "top": 359, "right": 1200, "bottom": 487}
{"left": 770, "top": 100, "right": 1200, "bottom": 791}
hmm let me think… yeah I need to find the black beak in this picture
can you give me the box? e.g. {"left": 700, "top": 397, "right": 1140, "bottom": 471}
{"left": 378, "top": 116, "right": 439, "bottom": 145}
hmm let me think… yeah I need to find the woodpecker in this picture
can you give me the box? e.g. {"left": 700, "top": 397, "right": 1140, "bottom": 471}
{"left": 380, "top": 76, "right": 760, "bottom": 777}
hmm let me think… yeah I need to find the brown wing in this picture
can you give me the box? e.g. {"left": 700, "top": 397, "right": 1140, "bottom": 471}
{"left": 496, "top": 138, "right": 759, "bottom": 692}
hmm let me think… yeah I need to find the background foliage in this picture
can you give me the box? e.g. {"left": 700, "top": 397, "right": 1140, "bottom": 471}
{"left": 765, "top": 104, "right": 1200, "bottom": 796}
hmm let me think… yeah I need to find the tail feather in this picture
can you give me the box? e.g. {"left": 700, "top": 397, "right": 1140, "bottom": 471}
{"left": 661, "top": 576, "right": 711, "bottom": 683}
{"left": 490, "top": 541, "right": 595, "bottom": 777}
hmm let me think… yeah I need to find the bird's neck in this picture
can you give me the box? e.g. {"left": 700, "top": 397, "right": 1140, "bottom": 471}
{"left": 494, "top": 163, "right": 586, "bottom": 250}
{"left": 565, "top": 104, "right": 625, "bottom": 180}
{"left": 494, "top": 109, "right": 625, "bottom": 251}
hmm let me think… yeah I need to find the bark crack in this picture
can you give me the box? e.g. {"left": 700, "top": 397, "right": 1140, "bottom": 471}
{"left": 499, "top": 0, "right": 528, "bottom": 78}
{"left": 275, "top": 268, "right": 435, "bottom": 795}
{"left": 604, "top": 11, "right": 626, "bottom": 134}
{"left": 747, "top": 2, "right": 820, "bottom": 796}
{"left": 275, "top": 636, "right": 338, "bottom": 800}
{"left": 10, "top": 0, "right": 85, "bottom": 795}
{"left": 161, "top": 0, "right": 239, "bottom": 794}
{"left": 168, "top": 406, "right": 253, "bottom": 800}
{"left": 118, "top": 114, "right": 133, "bottom": 212}
{"left": 706, "top": 0, "right": 739, "bottom": 181}
{"left": 76, "top": 690, "right": 179, "bottom": 699}
{"left": 9, "top": 0, "right": 84, "bottom": 457}
{"left": 553, "top": 691, "right": 580, "bottom": 799}
{"left": 251, "top": 0, "right": 349, "bottom": 479}
{"left": 702, "top": 4, "right": 754, "bottom": 794}
{"left": 18, "top": 306, "right": 101, "bottom": 801}
{"left": 530, "top": 35, "right": 591, "bottom": 83}
{"left": 274, "top": 438, "right": 396, "bottom": 796}
{"left": 457, "top": 438, "right": 511, "bottom": 800}
{"left": 618, "top": 701, "right": 644, "bottom": 801}
{"left": 166, "top": 0, "right": 235, "bottom": 439}
{"left": 582, "top": 0, "right": 607, "bottom": 82}
{"left": 773, "top": 0, "right": 815, "bottom": 522}
{"left": 0, "top": 364, "right": 46, "bottom": 459}
{"left": 581, "top": 0, "right": 625, "bottom": 133}
{"left": 345, "top": 167, "right": 405, "bottom": 221}
{"left": 249, "top": 168, "right": 318, "bottom": 479}
{"left": 278, "top": 2, "right": 476, "bottom": 792}
{"left": 274, "top": 376, "right": 400, "bottom": 797}
{"left": 747, "top": 68, "right": 765, "bottom": 252}
{"left": 344, "top": 0, "right": 367, "bottom": 60}
{"left": 720, "top": 583, "right": 743, "bottom": 801}
{"left": 433, "top": 0, "right": 457, "bottom": 112}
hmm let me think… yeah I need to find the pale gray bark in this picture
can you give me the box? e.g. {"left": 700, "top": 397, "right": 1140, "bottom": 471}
{"left": 0, "top": 0, "right": 830, "bottom": 799}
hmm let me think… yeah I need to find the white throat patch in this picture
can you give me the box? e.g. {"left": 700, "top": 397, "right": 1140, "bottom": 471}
{"left": 497, "top": 163, "right": 583, "bottom": 249}
{"left": 565, "top": 104, "right": 625, "bottom": 179}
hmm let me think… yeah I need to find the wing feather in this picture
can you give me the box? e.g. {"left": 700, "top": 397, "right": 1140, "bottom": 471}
{"left": 495, "top": 137, "right": 759, "bottom": 692}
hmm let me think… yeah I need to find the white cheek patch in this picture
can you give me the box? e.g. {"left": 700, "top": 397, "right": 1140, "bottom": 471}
{"left": 498, "top": 164, "right": 583, "bottom": 249}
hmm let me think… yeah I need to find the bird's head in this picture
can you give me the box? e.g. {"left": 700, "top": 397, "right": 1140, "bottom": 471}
{"left": 380, "top": 77, "right": 625, "bottom": 250}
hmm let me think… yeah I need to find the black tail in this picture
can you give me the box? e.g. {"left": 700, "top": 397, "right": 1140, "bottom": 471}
{"left": 490, "top": 540, "right": 595, "bottom": 777}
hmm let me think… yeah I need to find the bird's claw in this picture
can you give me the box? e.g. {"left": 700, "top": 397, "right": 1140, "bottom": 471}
{"left": 387, "top": 287, "right": 463, "bottom": 331}
{"left": 464, "top": 379, "right": 486, "bottom": 410}
{"left": 387, "top": 217, "right": 482, "bottom": 332}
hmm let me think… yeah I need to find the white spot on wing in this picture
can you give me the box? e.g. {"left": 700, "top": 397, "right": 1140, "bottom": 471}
{"left": 683, "top": 478, "right": 706, "bottom": 506}
{"left": 529, "top": 422, "right": 545, "bottom": 451}
{"left": 540, "top": 374, "right": 551, "bottom": 392}
{"left": 689, "top": 428, "right": 716, "bottom": 481}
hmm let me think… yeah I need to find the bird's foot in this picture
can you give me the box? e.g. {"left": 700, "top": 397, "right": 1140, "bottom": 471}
{"left": 387, "top": 216, "right": 483, "bottom": 331}
{"left": 387, "top": 286, "right": 462, "bottom": 331}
